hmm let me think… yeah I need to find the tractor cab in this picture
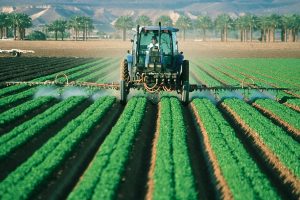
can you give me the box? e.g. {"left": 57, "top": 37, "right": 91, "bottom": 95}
{"left": 120, "top": 23, "right": 190, "bottom": 104}
{"left": 133, "top": 26, "right": 180, "bottom": 73}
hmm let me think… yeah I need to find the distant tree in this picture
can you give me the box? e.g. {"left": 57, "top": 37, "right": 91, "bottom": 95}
{"left": 68, "top": 16, "right": 93, "bottom": 41}
{"left": 9, "top": 13, "right": 32, "bottom": 40}
{"left": 257, "top": 15, "right": 271, "bottom": 42}
{"left": 81, "top": 16, "right": 94, "bottom": 41}
{"left": 195, "top": 15, "right": 213, "bottom": 41}
{"left": 28, "top": 30, "right": 46, "bottom": 40}
{"left": 215, "top": 14, "right": 233, "bottom": 42}
{"left": 114, "top": 16, "right": 134, "bottom": 41}
{"left": 0, "top": 13, "right": 7, "bottom": 39}
{"left": 155, "top": 15, "right": 173, "bottom": 26}
{"left": 175, "top": 15, "right": 192, "bottom": 41}
{"left": 268, "top": 14, "right": 281, "bottom": 42}
{"left": 68, "top": 16, "right": 81, "bottom": 41}
{"left": 235, "top": 14, "right": 257, "bottom": 42}
{"left": 136, "top": 15, "right": 152, "bottom": 26}
{"left": 48, "top": 19, "right": 68, "bottom": 40}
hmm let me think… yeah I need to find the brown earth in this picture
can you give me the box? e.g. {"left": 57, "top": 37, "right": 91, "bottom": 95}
{"left": 1, "top": 40, "right": 300, "bottom": 58}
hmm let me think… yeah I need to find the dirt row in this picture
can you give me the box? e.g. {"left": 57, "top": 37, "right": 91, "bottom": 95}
{"left": 1, "top": 40, "right": 300, "bottom": 58}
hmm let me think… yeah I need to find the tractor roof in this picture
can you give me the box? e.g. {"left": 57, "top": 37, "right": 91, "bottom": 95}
{"left": 140, "top": 26, "right": 179, "bottom": 32}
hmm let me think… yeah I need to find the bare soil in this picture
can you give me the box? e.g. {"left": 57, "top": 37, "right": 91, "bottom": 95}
{"left": 1, "top": 40, "right": 300, "bottom": 58}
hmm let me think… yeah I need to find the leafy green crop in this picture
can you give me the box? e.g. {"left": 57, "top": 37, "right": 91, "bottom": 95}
{"left": 68, "top": 97, "right": 146, "bottom": 200}
{"left": 0, "top": 96, "right": 85, "bottom": 160}
{"left": 193, "top": 98, "right": 279, "bottom": 199}
{"left": 0, "top": 96, "right": 54, "bottom": 126}
{"left": 255, "top": 99, "right": 300, "bottom": 130}
{"left": 223, "top": 98, "right": 300, "bottom": 179}
{"left": 152, "top": 97, "right": 197, "bottom": 200}
{"left": 0, "top": 96, "right": 115, "bottom": 200}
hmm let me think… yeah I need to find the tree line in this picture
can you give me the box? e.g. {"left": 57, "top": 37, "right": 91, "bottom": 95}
{"left": 0, "top": 12, "right": 93, "bottom": 41}
{"left": 115, "top": 14, "right": 300, "bottom": 42}
{"left": 0, "top": 12, "right": 299, "bottom": 42}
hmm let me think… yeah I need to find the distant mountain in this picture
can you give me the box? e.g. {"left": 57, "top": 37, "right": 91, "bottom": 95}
{"left": 0, "top": 0, "right": 299, "bottom": 32}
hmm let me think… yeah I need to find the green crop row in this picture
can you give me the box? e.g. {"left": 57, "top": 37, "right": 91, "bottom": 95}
{"left": 0, "top": 59, "right": 104, "bottom": 97}
{"left": 0, "top": 58, "right": 113, "bottom": 108}
{"left": 68, "top": 97, "right": 146, "bottom": 200}
{"left": 152, "top": 97, "right": 197, "bottom": 200}
{"left": 0, "top": 96, "right": 85, "bottom": 160}
{"left": 196, "top": 61, "right": 240, "bottom": 86}
{"left": 286, "top": 98, "right": 300, "bottom": 108}
{"left": 222, "top": 98, "right": 300, "bottom": 179}
{"left": 192, "top": 98, "right": 279, "bottom": 199}
{"left": 0, "top": 96, "right": 54, "bottom": 126}
{"left": 254, "top": 99, "right": 300, "bottom": 130}
{"left": 0, "top": 96, "right": 115, "bottom": 200}
{"left": 197, "top": 58, "right": 295, "bottom": 99}
{"left": 190, "top": 62, "right": 222, "bottom": 86}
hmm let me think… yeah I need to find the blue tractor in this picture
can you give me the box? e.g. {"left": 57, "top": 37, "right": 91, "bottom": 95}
{"left": 120, "top": 23, "right": 190, "bottom": 104}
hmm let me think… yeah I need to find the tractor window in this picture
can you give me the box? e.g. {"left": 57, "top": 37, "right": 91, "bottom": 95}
{"left": 139, "top": 30, "right": 172, "bottom": 54}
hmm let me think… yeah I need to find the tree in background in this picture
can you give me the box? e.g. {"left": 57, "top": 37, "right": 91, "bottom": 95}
{"left": 47, "top": 19, "right": 68, "bottom": 40}
{"left": 114, "top": 16, "right": 134, "bottom": 41}
{"left": 195, "top": 15, "right": 213, "bottom": 41}
{"left": 68, "top": 16, "right": 81, "bottom": 41}
{"left": 235, "top": 14, "right": 257, "bottom": 42}
{"left": 0, "top": 12, "right": 10, "bottom": 39}
{"left": 155, "top": 15, "right": 173, "bottom": 26}
{"left": 257, "top": 15, "right": 271, "bottom": 42}
{"left": 268, "top": 14, "right": 281, "bottom": 42}
{"left": 283, "top": 14, "right": 300, "bottom": 42}
{"left": 28, "top": 30, "right": 46, "bottom": 40}
{"left": 215, "top": 14, "right": 233, "bottom": 42}
{"left": 80, "top": 16, "right": 94, "bottom": 41}
{"left": 136, "top": 15, "right": 152, "bottom": 26}
{"left": 175, "top": 15, "right": 192, "bottom": 41}
{"left": 9, "top": 13, "right": 32, "bottom": 40}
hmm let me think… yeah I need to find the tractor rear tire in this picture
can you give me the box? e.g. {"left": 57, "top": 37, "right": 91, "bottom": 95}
{"left": 181, "top": 81, "right": 190, "bottom": 105}
{"left": 120, "top": 80, "right": 127, "bottom": 105}
{"left": 120, "top": 59, "right": 129, "bottom": 104}
{"left": 181, "top": 60, "right": 189, "bottom": 84}
{"left": 120, "top": 59, "right": 130, "bottom": 82}
{"left": 181, "top": 60, "right": 189, "bottom": 104}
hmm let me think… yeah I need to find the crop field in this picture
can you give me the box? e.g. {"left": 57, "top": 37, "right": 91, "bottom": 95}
{"left": 0, "top": 56, "right": 299, "bottom": 200}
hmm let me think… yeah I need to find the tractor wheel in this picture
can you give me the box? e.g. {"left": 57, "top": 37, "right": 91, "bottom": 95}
{"left": 120, "top": 80, "right": 127, "bottom": 105}
{"left": 181, "top": 81, "right": 190, "bottom": 105}
{"left": 120, "top": 59, "right": 129, "bottom": 104}
{"left": 181, "top": 60, "right": 189, "bottom": 85}
{"left": 120, "top": 59, "right": 130, "bottom": 82}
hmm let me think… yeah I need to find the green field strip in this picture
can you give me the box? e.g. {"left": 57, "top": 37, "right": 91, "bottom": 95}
{"left": 67, "top": 97, "right": 146, "bottom": 200}
{"left": 0, "top": 96, "right": 85, "bottom": 160}
{"left": 0, "top": 58, "right": 81, "bottom": 80}
{"left": 0, "top": 58, "right": 106, "bottom": 97}
{"left": 198, "top": 58, "right": 294, "bottom": 99}
{"left": 195, "top": 61, "right": 240, "bottom": 86}
{"left": 150, "top": 97, "right": 197, "bottom": 200}
{"left": 254, "top": 99, "right": 300, "bottom": 131}
{"left": 0, "top": 96, "right": 115, "bottom": 200}
{"left": 220, "top": 58, "right": 300, "bottom": 84}
{"left": 192, "top": 98, "right": 280, "bottom": 199}
{"left": 219, "top": 58, "right": 300, "bottom": 88}
{"left": 286, "top": 99, "right": 300, "bottom": 108}
{"left": 190, "top": 62, "right": 222, "bottom": 86}
{"left": 223, "top": 98, "right": 300, "bottom": 179}
{"left": 0, "top": 96, "right": 55, "bottom": 126}
{"left": 0, "top": 58, "right": 114, "bottom": 108}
